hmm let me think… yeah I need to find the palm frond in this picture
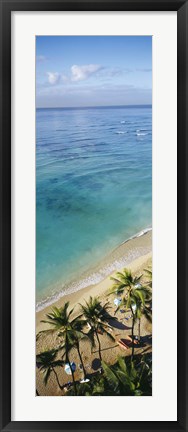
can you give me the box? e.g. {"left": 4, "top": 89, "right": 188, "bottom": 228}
{"left": 101, "top": 361, "right": 119, "bottom": 391}
{"left": 117, "top": 356, "right": 127, "bottom": 373}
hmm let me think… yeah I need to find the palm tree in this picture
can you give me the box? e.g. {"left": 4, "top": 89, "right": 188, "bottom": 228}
{"left": 144, "top": 267, "right": 152, "bottom": 288}
{"left": 58, "top": 315, "right": 88, "bottom": 379}
{"left": 36, "top": 349, "right": 64, "bottom": 390}
{"left": 109, "top": 268, "right": 142, "bottom": 296}
{"left": 101, "top": 355, "right": 152, "bottom": 396}
{"left": 80, "top": 296, "right": 115, "bottom": 362}
{"left": 59, "top": 335, "right": 77, "bottom": 395}
{"left": 134, "top": 267, "right": 152, "bottom": 341}
{"left": 38, "top": 302, "right": 88, "bottom": 391}
{"left": 135, "top": 298, "right": 152, "bottom": 342}
{"left": 66, "top": 355, "right": 152, "bottom": 396}
{"left": 110, "top": 269, "right": 151, "bottom": 358}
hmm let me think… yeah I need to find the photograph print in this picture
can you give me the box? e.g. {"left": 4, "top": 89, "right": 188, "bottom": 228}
{"left": 36, "top": 36, "right": 152, "bottom": 397}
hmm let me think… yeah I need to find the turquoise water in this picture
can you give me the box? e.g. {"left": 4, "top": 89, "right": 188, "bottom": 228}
{"left": 36, "top": 106, "right": 152, "bottom": 308}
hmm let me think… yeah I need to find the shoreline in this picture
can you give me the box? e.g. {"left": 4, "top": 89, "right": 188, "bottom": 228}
{"left": 36, "top": 229, "right": 152, "bottom": 334}
{"left": 36, "top": 246, "right": 152, "bottom": 395}
{"left": 36, "top": 227, "right": 152, "bottom": 313}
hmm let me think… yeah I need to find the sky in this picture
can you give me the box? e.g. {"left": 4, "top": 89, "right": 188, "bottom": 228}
{"left": 36, "top": 36, "right": 152, "bottom": 108}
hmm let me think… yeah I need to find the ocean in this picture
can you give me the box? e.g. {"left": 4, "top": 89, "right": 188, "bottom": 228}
{"left": 36, "top": 105, "right": 152, "bottom": 310}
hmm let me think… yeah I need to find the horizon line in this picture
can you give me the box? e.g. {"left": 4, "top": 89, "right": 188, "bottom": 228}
{"left": 36, "top": 104, "right": 152, "bottom": 110}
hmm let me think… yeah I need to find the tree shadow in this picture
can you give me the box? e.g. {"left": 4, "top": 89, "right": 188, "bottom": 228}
{"left": 100, "top": 308, "right": 132, "bottom": 330}
{"left": 108, "top": 317, "right": 132, "bottom": 330}
{"left": 91, "top": 358, "right": 101, "bottom": 371}
{"left": 92, "top": 344, "right": 119, "bottom": 354}
{"left": 141, "top": 346, "right": 152, "bottom": 354}
{"left": 141, "top": 334, "right": 152, "bottom": 345}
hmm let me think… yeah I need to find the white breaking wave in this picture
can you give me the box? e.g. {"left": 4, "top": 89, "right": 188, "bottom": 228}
{"left": 136, "top": 132, "right": 148, "bottom": 136}
{"left": 136, "top": 129, "right": 148, "bottom": 132}
{"left": 119, "top": 227, "right": 152, "bottom": 245}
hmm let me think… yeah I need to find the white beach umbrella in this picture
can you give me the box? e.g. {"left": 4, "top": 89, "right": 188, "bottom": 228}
{"left": 135, "top": 283, "right": 141, "bottom": 288}
{"left": 114, "top": 298, "right": 122, "bottom": 307}
{"left": 80, "top": 378, "right": 90, "bottom": 384}
{"left": 64, "top": 362, "right": 76, "bottom": 375}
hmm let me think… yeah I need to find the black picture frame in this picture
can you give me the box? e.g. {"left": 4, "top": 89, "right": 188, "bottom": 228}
{"left": 0, "top": 1, "right": 187, "bottom": 431}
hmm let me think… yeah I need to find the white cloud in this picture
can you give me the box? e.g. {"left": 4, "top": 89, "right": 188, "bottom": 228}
{"left": 47, "top": 72, "right": 61, "bottom": 85}
{"left": 71, "top": 64, "right": 102, "bottom": 82}
{"left": 45, "top": 65, "right": 102, "bottom": 86}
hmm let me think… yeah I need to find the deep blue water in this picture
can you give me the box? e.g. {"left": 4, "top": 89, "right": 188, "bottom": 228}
{"left": 36, "top": 106, "right": 152, "bottom": 307}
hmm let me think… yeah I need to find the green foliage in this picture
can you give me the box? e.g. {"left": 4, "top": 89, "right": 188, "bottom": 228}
{"left": 144, "top": 267, "right": 152, "bottom": 288}
{"left": 38, "top": 302, "right": 90, "bottom": 384}
{"left": 109, "top": 269, "right": 142, "bottom": 295}
{"left": 66, "top": 355, "right": 152, "bottom": 396}
{"left": 79, "top": 296, "right": 115, "bottom": 360}
{"left": 109, "top": 268, "right": 152, "bottom": 355}
{"left": 36, "top": 272, "right": 152, "bottom": 395}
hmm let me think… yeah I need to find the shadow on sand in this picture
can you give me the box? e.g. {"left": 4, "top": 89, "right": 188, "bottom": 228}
{"left": 108, "top": 317, "right": 132, "bottom": 330}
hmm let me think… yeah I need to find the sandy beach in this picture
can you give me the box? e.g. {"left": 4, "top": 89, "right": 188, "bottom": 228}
{"left": 36, "top": 231, "right": 152, "bottom": 396}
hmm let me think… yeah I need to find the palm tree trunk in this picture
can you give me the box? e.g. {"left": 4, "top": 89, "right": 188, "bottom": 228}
{"left": 67, "top": 354, "right": 77, "bottom": 395}
{"left": 95, "top": 330, "right": 102, "bottom": 362}
{"left": 131, "top": 319, "right": 135, "bottom": 359}
{"left": 36, "top": 389, "right": 40, "bottom": 396}
{"left": 52, "top": 367, "right": 62, "bottom": 390}
{"left": 76, "top": 341, "right": 87, "bottom": 379}
{"left": 131, "top": 308, "right": 135, "bottom": 360}
{"left": 139, "top": 362, "right": 146, "bottom": 384}
{"left": 138, "top": 318, "right": 141, "bottom": 342}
